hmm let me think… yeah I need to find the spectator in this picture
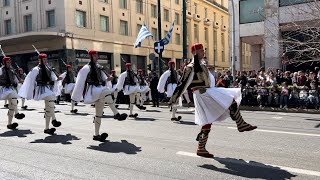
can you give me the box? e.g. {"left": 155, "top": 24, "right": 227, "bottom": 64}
{"left": 289, "top": 86, "right": 299, "bottom": 108}
{"left": 268, "top": 84, "right": 280, "bottom": 106}
{"left": 297, "top": 71, "right": 307, "bottom": 86}
{"left": 307, "top": 81, "right": 319, "bottom": 109}
{"left": 150, "top": 72, "right": 159, "bottom": 107}
{"left": 280, "top": 83, "right": 289, "bottom": 109}
{"left": 257, "top": 82, "right": 268, "bottom": 107}
{"left": 216, "top": 76, "right": 226, "bottom": 87}
{"left": 282, "top": 71, "right": 292, "bottom": 86}
{"left": 237, "top": 71, "right": 248, "bottom": 88}
{"left": 299, "top": 87, "right": 308, "bottom": 109}
{"left": 266, "top": 72, "right": 276, "bottom": 86}
{"left": 292, "top": 72, "right": 299, "bottom": 85}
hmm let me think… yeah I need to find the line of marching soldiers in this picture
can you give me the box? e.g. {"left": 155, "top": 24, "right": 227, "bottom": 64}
{"left": 1, "top": 44, "right": 258, "bottom": 158}
{"left": 0, "top": 49, "right": 186, "bottom": 142}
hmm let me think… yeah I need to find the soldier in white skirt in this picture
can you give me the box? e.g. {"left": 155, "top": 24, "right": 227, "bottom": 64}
{"left": 19, "top": 54, "right": 62, "bottom": 135}
{"left": 0, "top": 57, "right": 25, "bottom": 130}
{"left": 116, "top": 63, "right": 140, "bottom": 118}
{"left": 136, "top": 69, "right": 149, "bottom": 110}
{"left": 17, "top": 68, "right": 28, "bottom": 110}
{"left": 71, "top": 50, "right": 127, "bottom": 142}
{"left": 158, "top": 61, "right": 181, "bottom": 121}
{"left": 60, "top": 64, "right": 78, "bottom": 113}
{"left": 109, "top": 70, "right": 119, "bottom": 108}
{"left": 170, "top": 43, "right": 257, "bottom": 158}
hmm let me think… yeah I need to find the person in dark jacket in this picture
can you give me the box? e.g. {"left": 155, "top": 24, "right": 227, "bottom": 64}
{"left": 150, "top": 71, "right": 159, "bottom": 107}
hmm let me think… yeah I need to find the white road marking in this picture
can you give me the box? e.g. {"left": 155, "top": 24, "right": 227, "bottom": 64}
{"left": 228, "top": 127, "right": 320, "bottom": 137}
{"left": 271, "top": 117, "right": 283, "bottom": 119}
{"left": 176, "top": 151, "right": 320, "bottom": 177}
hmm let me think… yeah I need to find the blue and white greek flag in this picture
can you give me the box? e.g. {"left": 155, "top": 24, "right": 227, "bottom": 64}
{"left": 134, "top": 25, "right": 153, "bottom": 48}
{"left": 161, "top": 21, "right": 175, "bottom": 45}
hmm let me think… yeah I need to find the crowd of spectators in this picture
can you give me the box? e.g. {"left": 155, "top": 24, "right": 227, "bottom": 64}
{"left": 213, "top": 67, "right": 320, "bottom": 109}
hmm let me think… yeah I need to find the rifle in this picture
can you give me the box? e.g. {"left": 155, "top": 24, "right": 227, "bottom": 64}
{"left": 0, "top": 45, "right": 22, "bottom": 84}
{"left": 32, "top": 45, "right": 60, "bottom": 77}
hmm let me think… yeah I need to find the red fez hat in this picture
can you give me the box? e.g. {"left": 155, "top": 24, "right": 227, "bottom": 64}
{"left": 88, "top": 50, "right": 97, "bottom": 55}
{"left": 3, "top": 56, "right": 11, "bottom": 62}
{"left": 38, "top": 53, "right": 47, "bottom": 59}
{"left": 111, "top": 70, "right": 116, "bottom": 73}
{"left": 168, "top": 61, "right": 175, "bottom": 65}
{"left": 125, "top": 63, "right": 131, "bottom": 67}
{"left": 18, "top": 68, "right": 23, "bottom": 71}
{"left": 66, "top": 64, "right": 72, "bottom": 68}
{"left": 138, "top": 69, "right": 143, "bottom": 72}
{"left": 191, "top": 43, "right": 204, "bottom": 52}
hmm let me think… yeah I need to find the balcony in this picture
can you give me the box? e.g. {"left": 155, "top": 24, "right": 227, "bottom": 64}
{"left": 213, "top": 21, "right": 219, "bottom": 29}
{"left": 205, "top": 0, "right": 228, "bottom": 11}
{"left": 203, "top": 18, "right": 211, "bottom": 26}
{"left": 193, "top": 14, "right": 201, "bottom": 22}
{"left": 187, "top": 10, "right": 192, "bottom": 19}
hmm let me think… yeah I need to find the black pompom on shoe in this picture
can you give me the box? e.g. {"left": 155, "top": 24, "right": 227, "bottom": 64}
{"left": 52, "top": 120, "right": 62, "bottom": 127}
{"left": 15, "top": 113, "right": 25, "bottom": 120}
{"left": 44, "top": 128, "right": 56, "bottom": 135}
{"left": 7, "top": 123, "right": 19, "bottom": 130}
{"left": 93, "top": 133, "right": 108, "bottom": 142}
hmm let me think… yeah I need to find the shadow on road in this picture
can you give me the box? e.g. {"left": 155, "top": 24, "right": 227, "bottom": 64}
{"left": 87, "top": 140, "right": 142, "bottom": 154}
{"left": 38, "top": 111, "right": 61, "bottom": 114}
{"left": 315, "top": 123, "right": 320, "bottom": 128}
{"left": 65, "top": 113, "right": 91, "bottom": 116}
{"left": 0, "top": 129, "right": 34, "bottom": 138}
{"left": 30, "top": 134, "right": 81, "bottom": 145}
{"left": 175, "top": 121, "right": 196, "bottom": 126}
{"left": 145, "top": 110, "right": 162, "bottom": 113}
{"left": 199, "top": 157, "right": 296, "bottom": 180}
{"left": 132, "top": 117, "right": 156, "bottom": 121}
{"left": 20, "top": 108, "right": 36, "bottom": 111}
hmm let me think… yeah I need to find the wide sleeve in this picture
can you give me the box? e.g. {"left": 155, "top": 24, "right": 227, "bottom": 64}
{"left": 157, "top": 70, "right": 170, "bottom": 93}
{"left": 59, "top": 72, "right": 67, "bottom": 81}
{"left": 18, "top": 68, "right": 39, "bottom": 100}
{"left": 116, "top": 72, "right": 127, "bottom": 91}
{"left": 71, "top": 66, "right": 90, "bottom": 102}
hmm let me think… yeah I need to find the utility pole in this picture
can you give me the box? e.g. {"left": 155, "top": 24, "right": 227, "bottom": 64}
{"left": 157, "top": 0, "right": 163, "bottom": 75}
{"left": 182, "top": 0, "right": 187, "bottom": 60}
{"left": 230, "top": 0, "right": 236, "bottom": 77}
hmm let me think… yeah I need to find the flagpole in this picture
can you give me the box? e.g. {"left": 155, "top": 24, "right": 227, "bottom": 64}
{"left": 157, "top": 0, "right": 163, "bottom": 75}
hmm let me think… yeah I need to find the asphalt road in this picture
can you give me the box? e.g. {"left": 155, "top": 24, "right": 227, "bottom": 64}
{"left": 0, "top": 100, "right": 319, "bottom": 180}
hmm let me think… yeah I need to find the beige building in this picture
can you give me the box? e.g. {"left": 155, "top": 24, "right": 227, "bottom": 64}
{"left": 0, "top": 0, "right": 228, "bottom": 73}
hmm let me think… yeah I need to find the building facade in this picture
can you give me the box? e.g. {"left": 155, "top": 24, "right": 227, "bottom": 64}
{"left": 0, "top": 0, "right": 228, "bottom": 74}
{"left": 230, "top": 0, "right": 320, "bottom": 71}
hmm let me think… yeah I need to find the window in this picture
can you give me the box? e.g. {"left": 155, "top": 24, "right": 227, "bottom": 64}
{"left": 119, "top": 0, "right": 127, "bottom": 9}
{"left": 24, "top": 15, "right": 32, "bottom": 32}
{"left": 204, "top": 28, "right": 208, "bottom": 43}
{"left": 136, "top": 24, "right": 142, "bottom": 36}
{"left": 204, "top": 8, "right": 207, "bottom": 18}
{"left": 213, "top": 30, "right": 217, "bottom": 62}
{"left": 152, "top": 28, "right": 158, "bottom": 41}
{"left": 221, "top": 33, "right": 225, "bottom": 62}
{"left": 46, "top": 10, "right": 55, "bottom": 27}
{"left": 75, "top": 10, "right": 86, "bottom": 27}
{"left": 194, "top": 24, "right": 198, "bottom": 40}
{"left": 100, "top": 0, "right": 109, "bottom": 3}
{"left": 213, "top": 12, "right": 216, "bottom": 21}
{"left": 164, "top": 9, "right": 169, "bottom": 22}
{"left": 4, "top": 19, "right": 11, "bottom": 35}
{"left": 175, "top": 13, "right": 180, "bottom": 25}
{"left": 221, "top": 16, "right": 224, "bottom": 25}
{"left": 175, "top": 0, "right": 179, "bottom": 5}
{"left": 136, "top": 0, "right": 143, "bottom": 14}
{"left": 100, "top": 15, "right": 109, "bottom": 32}
{"left": 175, "top": 33, "right": 180, "bottom": 45}
{"left": 120, "top": 20, "right": 128, "bottom": 36}
{"left": 151, "top": 4, "right": 157, "bottom": 18}
{"left": 194, "top": 3, "right": 197, "bottom": 14}
{"left": 3, "top": 0, "right": 10, "bottom": 6}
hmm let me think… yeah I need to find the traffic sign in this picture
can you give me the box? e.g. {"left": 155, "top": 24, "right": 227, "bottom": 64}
{"left": 154, "top": 41, "right": 164, "bottom": 54}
